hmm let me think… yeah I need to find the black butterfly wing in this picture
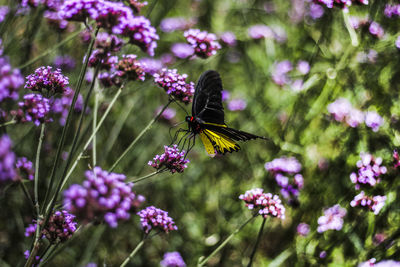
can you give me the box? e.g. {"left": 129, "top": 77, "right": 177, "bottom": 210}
{"left": 192, "top": 70, "right": 225, "bottom": 125}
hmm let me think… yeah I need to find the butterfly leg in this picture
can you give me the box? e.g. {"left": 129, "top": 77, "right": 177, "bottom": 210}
{"left": 176, "top": 130, "right": 191, "bottom": 147}
{"left": 184, "top": 134, "right": 196, "bottom": 159}
{"left": 170, "top": 128, "right": 186, "bottom": 145}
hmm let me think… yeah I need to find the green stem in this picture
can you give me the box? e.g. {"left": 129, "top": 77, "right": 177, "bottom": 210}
{"left": 19, "top": 182, "right": 35, "bottom": 212}
{"left": 198, "top": 215, "right": 256, "bottom": 267}
{"left": 109, "top": 100, "right": 172, "bottom": 172}
{"left": 120, "top": 239, "right": 146, "bottom": 267}
{"left": 25, "top": 124, "right": 45, "bottom": 267}
{"left": 57, "top": 84, "right": 124, "bottom": 194}
{"left": 127, "top": 169, "right": 166, "bottom": 183}
{"left": 92, "top": 86, "right": 99, "bottom": 168}
{"left": 18, "top": 27, "right": 83, "bottom": 70}
{"left": 343, "top": 11, "right": 359, "bottom": 47}
{"left": 41, "top": 27, "right": 99, "bottom": 218}
{"left": 247, "top": 218, "right": 266, "bottom": 267}
{"left": 0, "top": 120, "right": 16, "bottom": 128}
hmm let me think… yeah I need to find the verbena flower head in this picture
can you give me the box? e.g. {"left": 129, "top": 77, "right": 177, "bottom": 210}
{"left": 127, "top": 0, "right": 148, "bottom": 13}
{"left": 148, "top": 145, "right": 189, "bottom": 173}
{"left": 368, "top": 22, "right": 384, "bottom": 39}
{"left": 16, "top": 157, "right": 34, "bottom": 181}
{"left": 317, "top": 204, "right": 346, "bottom": 233}
{"left": 0, "top": 57, "right": 24, "bottom": 102}
{"left": 297, "top": 60, "right": 310, "bottom": 75}
{"left": 327, "top": 98, "right": 352, "bottom": 122}
{"left": 53, "top": 55, "right": 76, "bottom": 71}
{"left": 13, "top": 94, "right": 52, "bottom": 126}
{"left": 239, "top": 188, "right": 286, "bottom": 219}
{"left": 350, "top": 191, "right": 386, "bottom": 215}
{"left": 297, "top": 223, "right": 310, "bottom": 236}
{"left": 385, "top": 4, "right": 400, "bottom": 18}
{"left": 220, "top": 31, "right": 237, "bottom": 47}
{"left": 52, "top": 88, "right": 84, "bottom": 126}
{"left": 137, "top": 206, "right": 177, "bottom": 234}
{"left": 45, "top": 10, "right": 69, "bottom": 32}
{"left": 59, "top": 0, "right": 102, "bottom": 22}
{"left": 114, "top": 54, "right": 145, "bottom": 82}
{"left": 0, "top": 135, "right": 16, "bottom": 184}
{"left": 160, "top": 251, "right": 186, "bottom": 267}
{"left": 271, "top": 60, "right": 293, "bottom": 86}
{"left": 160, "top": 17, "right": 195, "bottom": 32}
{"left": 0, "top": 6, "right": 9, "bottom": 23}
{"left": 88, "top": 50, "right": 118, "bottom": 70}
{"left": 156, "top": 106, "right": 176, "bottom": 124}
{"left": 63, "top": 166, "right": 145, "bottom": 228}
{"left": 365, "top": 111, "right": 383, "bottom": 132}
{"left": 139, "top": 58, "right": 163, "bottom": 75}
{"left": 265, "top": 156, "right": 301, "bottom": 174}
{"left": 25, "top": 210, "right": 77, "bottom": 244}
{"left": 248, "top": 24, "right": 274, "bottom": 39}
{"left": 350, "top": 152, "right": 386, "bottom": 190}
{"left": 171, "top": 43, "right": 195, "bottom": 59}
{"left": 25, "top": 66, "right": 69, "bottom": 95}
{"left": 313, "top": 0, "right": 368, "bottom": 11}
{"left": 183, "top": 29, "right": 221, "bottom": 58}
{"left": 153, "top": 69, "right": 195, "bottom": 104}
{"left": 95, "top": 32, "right": 124, "bottom": 54}
{"left": 228, "top": 99, "right": 247, "bottom": 111}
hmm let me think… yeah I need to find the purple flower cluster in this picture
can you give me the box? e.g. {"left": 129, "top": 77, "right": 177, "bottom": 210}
{"left": 153, "top": 69, "right": 195, "bottom": 104}
{"left": 313, "top": 0, "right": 368, "bottom": 12}
{"left": 0, "top": 6, "right": 8, "bottom": 23}
{"left": 271, "top": 60, "right": 310, "bottom": 92}
{"left": 349, "top": 17, "right": 384, "bottom": 39}
{"left": 0, "top": 135, "right": 16, "bottom": 184}
{"left": 350, "top": 191, "right": 386, "bottom": 215}
{"left": 289, "top": 0, "right": 324, "bottom": 23}
{"left": 12, "top": 94, "right": 52, "bottom": 126}
{"left": 384, "top": 4, "right": 400, "bottom": 18}
{"left": 327, "top": 98, "right": 384, "bottom": 131}
{"left": 160, "top": 17, "right": 196, "bottom": 33}
{"left": 139, "top": 58, "right": 163, "bottom": 75}
{"left": 228, "top": 99, "right": 247, "bottom": 111}
{"left": 25, "top": 210, "right": 77, "bottom": 244}
{"left": 220, "top": 31, "right": 237, "bottom": 47}
{"left": 60, "top": 0, "right": 158, "bottom": 56}
{"left": 160, "top": 252, "right": 186, "bottom": 267}
{"left": 89, "top": 50, "right": 118, "bottom": 70}
{"left": 25, "top": 66, "right": 69, "bottom": 95}
{"left": 248, "top": 25, "right": 287, "bottom": 43}
{"left": 0, "top": 57, "right": 24, "bottom": 103}
{"left": 126, "top": 0, "right": 148, "bottom": 14}
{"left": 53, "top": 55, "right": 76, "bottom": 72}
{"left": 317, "top": 204, "right": 346, "bottom": 233}
{"left": 156, "top": 106, "right": 176, "bottom": 124}
{"left": 350, "top": 153, "right": 386, "bottom": 190}
{"left": 52, "top": 88, "right": 84, "bottom": 126}
{"left": 148, "top": 145, "right": 189, "bottom": 173}
{"left": 63, "top": 166, "right": 145, "bottom": 228}
{"left": 297, "top": 223, "right": 310, "bottom": 236}
{"left": 183, "top": 29, "right": 221, "bottom": 58}
{"left": 95, "top": 32, "right": 125, "bottom": 54}
{"left": 171, "top": 43, "right": 195, "bottom": 59}
{"left": 43, "top": 0, "right": 70, "bottom": 32}
{"left": 114, "top": 54, "right": 146, "bottom": 82}
{"left": 265, "top": 156, "right": 303, "bottom": 204}
{"left": 137, "top": 206, "right": 178, "bottom": 234}
{"left": 239, "top": 188, "right": 286, "bottom": 219}
{"left": 356, "top": 49, "right": 378, "bottom": 64}
{"left": 16, "top": 157, "right": 34, "bottom": 180}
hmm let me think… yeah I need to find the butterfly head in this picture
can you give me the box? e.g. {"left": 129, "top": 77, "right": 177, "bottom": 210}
{"left": 185, "top": 116, "right": 194, "bottom": 123}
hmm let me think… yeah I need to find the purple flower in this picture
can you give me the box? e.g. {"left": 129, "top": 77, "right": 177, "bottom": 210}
{"left": 171, "top": 43, "right": 195, "bottom": 59}
{"left": 0, "top": 57, "right": 24, "bottom": 102}
{"left": 239, "top": 188, "right": 285, "bottom": 219}
{"left": 126, "top": 0, "right": 148, "bottom": 14}
{"left": 0, "top": 135, "right": 16, "bottom": 184}
{"left": 385, "top": 4, "right": 400, "bottom": 18}
{"left": 160, "top": 252, "right": 186, "bottom": 267}
{"left": 16, "top": 157, "right": 34, "bottom": 181}
{"left": 25, "top": 66, "right": 69, "bottom": 94}
{"left": 95, "top": 32, "right": 125, "bottom": 54}
{"left": 139, "top": 58, "right": 163, "bottom": 75}
{"left": 317, "top": 204, "right": 346, "bottom": 233}
{"left": 319, "top": 251, "right": 327, "bottom": 259}
{"left": 350, "top": 191, "right": 386, "bottom": 215}
{"left": 248, "top": 25, "right": 273, "bottom": 39}
{"left": 137, "top": 206, "right": 177, "bottom": 234}
{"left": 228, "top": 98, "right": 247, "bottom": 111}
{"left": 350, "top": 152, "right": 386, "bottom": 189}
{"left": 52, "top": 88, "right": 84, "bottom": 126}
{"left": 161, "top": 53, "right": 176, "bottom": 65}
{"left": 358, "top": 258, "right": 376, "bottom": 267}
{"left": 0, "top": 6, "right": 9, "bottom": 23}
{"left": 156, "top": 106, "right": 176, "bottom": 123}
{"left": 221, "top": 90, "right": 230, "bottom": 101}
{"left": 88, "top": 50, "right": 118, "bottom": 70}
{"left": 25, "top": 210, "right": 77, "bottom": 244}
{"left": 327, "top": 98, "right": 352, "bottom": 122}
{"left": 12, "top": 94, "right": 52, "bottom": 126}
{"left": 53, "top": 55, "right": 76, "bottom": 71}
{"left": 346, "top": 108, "right": 365, "bottom": 128}
{"left": 297, "top": 60, "right": 310, "bottom": 75}
{"left": 45, "top": 10, "right": 69, "bottom": 32}
{"left": 396, "top": 36, "right": 400, "bottom": 50}
{"left": 183, "top": 29, "right": 221, "bottom": 58}
{"left": 309, "top": 3, "right": 324, "bottom": 19}
{"left": 220, "top": 31, "right": 237, "bottom": 47}
{"left": 63, "top": 166, "right": 145, "bottom": 228}
{"left": 265, "top": 156, "right": 301, "bottom": 174}
{"left": 148, "top": 145, "right": 189, "bottom": 173}
{"left": 160, "top": 17, "right": 196, "bottom": 33}
{"left": 297, "top": 223, "right": 310, "bottom": 236}
{"left": 153, "top": 68, "right": 195, "bottom": 104}
{"left": 368, "top": 22, "right": 384, "bottom": 39}
{"left": 113, "top": 54, "right": 146, "bottom": 83}
{"left": 271, "top": 60, "right": 292, "bottom": 86}
{"left": 365, "top": 111, "right": 383, "bottom": 132}
{"left": 291, "top": 79, "right": 304, "bottom": 92}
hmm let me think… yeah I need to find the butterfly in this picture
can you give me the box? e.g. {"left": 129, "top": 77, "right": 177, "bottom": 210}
{"left": 183, "top": 70, "right": 267, "bottom": 156}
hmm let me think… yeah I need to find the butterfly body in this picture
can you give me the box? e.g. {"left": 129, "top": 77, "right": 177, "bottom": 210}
{"left": 185, "top": 70, "right": 267, "bottom": 156}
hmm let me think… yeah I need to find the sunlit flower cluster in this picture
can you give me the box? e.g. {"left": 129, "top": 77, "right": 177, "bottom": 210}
{"left": 25, "top": 66, "right": 69, "bottom": 95}
{"left": 271, "top": 60, "right": 310, "bottom": 92}
{"left": 137, "top": 206, "right": 178, "bottom": 234}
{"left": 183, "top": 29, "right": 221, "bottom": 58}
{"left": 350, "top": 153, "right": 386, "bottom": 190}
{"left": 350, "top": 191, "right": 386, "bottom": 215}
{"left": 12, "top": 94, "right": 52, "bottom": 126}
{"left": 317, "top": 204, "right": 346, "bottom": 233}
{"left": 239, "top": 188, "right": 286, "bottom": 219}
{"left": 148, "top": 145, "right": 189, "bottom": 173}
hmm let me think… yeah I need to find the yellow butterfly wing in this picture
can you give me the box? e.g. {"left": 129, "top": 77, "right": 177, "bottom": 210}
{"left": 202, "top": 129, "right": 240, "bottom": 154}
{"left": 199, "top": 131, "right": 216, "bottom": 156}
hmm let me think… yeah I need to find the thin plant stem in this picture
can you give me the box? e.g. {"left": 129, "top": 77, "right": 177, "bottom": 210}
{"left": 58, "top": 84, "right": 124, "bottom": 194}
{"left": 0, "top": 120, "right": 16, "bottom": 128}
{"left": 92, "top": 85, "right": 99, "bottom": 168}
{"left": 127, "top": 169, "right": 166, "bottom": 183}
{"left": 109, "top": 99, "right": 173, "bottom": 172}
{"left": 120, "top": 239, "right": 146, "bottom": 267}
{"left": 18, "top": 27, "right": 83, "bottom": 70}
{"left": 37, "top": 243, "right": 58, "bottom": 267}
{"left": 41, "top": 27, "right": 99, "bottom": 216}
{"left": 25, "top": 124, "right": 45, "bottom": 267}
{"left": 247, "top": 217, "right": 266, "bottom": 267}
{"left": 343, "top": 11, "right": 359, "bottom": 47}
{"left": 198, "top": 215, "right": 256, "bottom": 267}
{"left": 19, "top": 182, "right": 35, "bottom": 212}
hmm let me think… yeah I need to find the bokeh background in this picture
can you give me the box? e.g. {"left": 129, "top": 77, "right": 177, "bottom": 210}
{"left": 0, "top": 0, "right": 399, "bottom": 266}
